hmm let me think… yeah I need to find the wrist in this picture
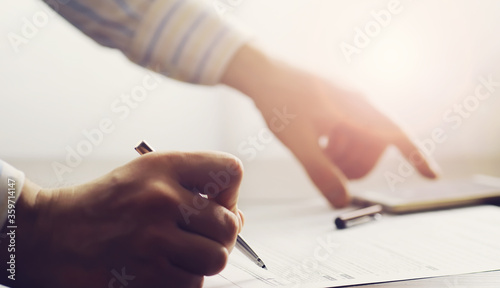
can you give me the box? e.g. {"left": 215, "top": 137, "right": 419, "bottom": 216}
{"left": 0, "top": 178, "right": 41, "bottom": 232}
{"left": 17, "top": 179, "right": 42, "bottom": 213}
{"left": 13, "top": 179, "right": 44, "bottom": 239}
{"left": 221, "top": 44, "right": 279, "bottom": 103}
{"left": 221, "top": 44, "right": 319, "bottom": 118}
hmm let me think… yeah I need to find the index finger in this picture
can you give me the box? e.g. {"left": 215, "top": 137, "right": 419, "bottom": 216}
{"left": 395, "top": 136, "right": 440, "bottom": 179}
{"left": 165, "top": 151, "right": 244, "bottom": 214}
{"left": 283, "top": 123, "right": 350, "bottom": 207}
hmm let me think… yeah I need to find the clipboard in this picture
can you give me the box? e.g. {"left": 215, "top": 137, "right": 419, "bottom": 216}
{"left": 352, "top": 174, "right": 500, "bottom": 213}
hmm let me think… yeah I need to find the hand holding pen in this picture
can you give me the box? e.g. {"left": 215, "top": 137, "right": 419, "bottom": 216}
{"left": 135, "top": 141, "right": 266, "bottom": 270}
{"left": 9, "top": 144, "right": 253, "bottom": 288}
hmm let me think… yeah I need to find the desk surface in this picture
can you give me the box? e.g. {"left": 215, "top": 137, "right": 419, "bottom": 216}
{"left": 361, "top": 270, "right": 500, "bottom": 287}
{"left": 233, "top": 158, "right": 500, "bottom": 288}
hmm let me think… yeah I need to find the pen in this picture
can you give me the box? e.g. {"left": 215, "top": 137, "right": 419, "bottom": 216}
{"left": 134, "top": 140, "right": 267, "bottom": 270}
{"left": 334, "top": 204, "right": 383, "bottom": 229}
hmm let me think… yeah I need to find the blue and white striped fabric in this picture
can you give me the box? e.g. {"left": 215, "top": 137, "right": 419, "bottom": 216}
{"left": 0, "top": 160, "right": 25, "bottom": 227}
{"left": 43, "top": 0, "right": 249, "bottom": 85}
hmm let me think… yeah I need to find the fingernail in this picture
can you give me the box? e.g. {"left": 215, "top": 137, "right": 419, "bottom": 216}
{"left": 238, "top": 209, "right": 245, "bottom": 227}
{"left": 428, "top": 158, "right": 442, "bottom": 178}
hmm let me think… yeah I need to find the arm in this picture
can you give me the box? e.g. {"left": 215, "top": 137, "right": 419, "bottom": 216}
{"left": 221, "top": 44, "right": 439, "bottom": 207}
{"left": 43, "top": 0, "right": 248, "bottom": 85}
{"left": 41, "top": 0, "right": 438, "bottom": 207}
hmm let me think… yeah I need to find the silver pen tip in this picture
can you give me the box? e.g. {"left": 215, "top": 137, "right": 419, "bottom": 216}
{"left": 257, "top": 259, "right": 267, "bottom": 269}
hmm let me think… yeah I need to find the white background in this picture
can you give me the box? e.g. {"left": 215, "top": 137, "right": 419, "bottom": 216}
{"left": 1, "top": 0, "right": 500, "bottom": 187}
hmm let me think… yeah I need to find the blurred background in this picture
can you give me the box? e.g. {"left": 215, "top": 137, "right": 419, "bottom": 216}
{"left": 1, "top": 0, "right": 499, "bottom": 197}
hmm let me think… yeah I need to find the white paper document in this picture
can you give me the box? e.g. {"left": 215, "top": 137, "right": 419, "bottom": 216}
{"left": 205, "top": 201, "right": 500, "bottom": 287}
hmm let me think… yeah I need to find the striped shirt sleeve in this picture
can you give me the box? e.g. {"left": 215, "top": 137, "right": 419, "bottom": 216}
{"left": 43, "top": 0, "right": 249, "bottom": 85}
{"left": 0, "top": 160, "right": 25, "bottom": 227}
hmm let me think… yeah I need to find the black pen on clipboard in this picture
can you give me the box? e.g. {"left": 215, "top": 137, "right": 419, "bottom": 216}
{"left": 335, "top": 204, "right": 383, "bottom": 229}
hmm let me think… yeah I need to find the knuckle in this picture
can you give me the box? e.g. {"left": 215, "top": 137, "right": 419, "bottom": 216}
{"left": 205, "top": 246, "right": 229, "bottom": 276}
{"left": 152, "top": 151, "right": 184, "bottom": 169}
{"left": 145, "top": 180, "right": 166, "bottom": 194}
{"left": 141, "top": 225, "right": 169, "bottom": 250}
{"left": 142, "top": 181, "right": 180, "bottom": 211}
{"left": 137, "top": 151, "right": 164, "bottom": 167}
{"left": 145, "top": 181, "right": 168, "bottom": 199}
